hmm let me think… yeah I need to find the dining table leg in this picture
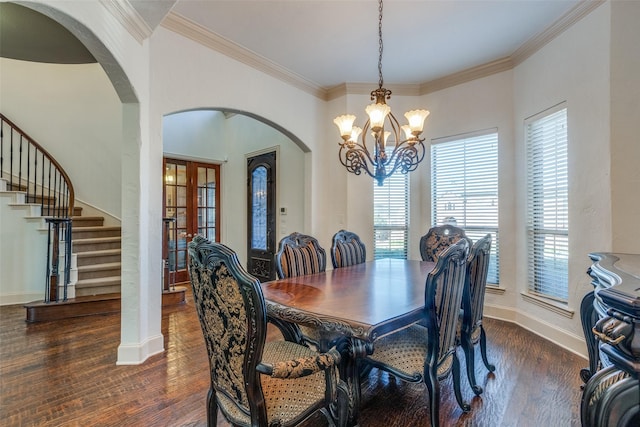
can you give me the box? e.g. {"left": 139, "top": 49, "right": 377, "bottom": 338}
{"left": 336, "top": 337, "right": 374, "bottom": 426}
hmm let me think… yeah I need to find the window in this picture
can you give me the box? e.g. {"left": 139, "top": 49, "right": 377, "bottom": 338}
{"left": 431, "top": 130, "right": 499, "bottom": 284}
{"left": 373, "top": 170, "right": 409, "bottom": 259}
{"left": 526, "top": 105, "right": 568, "bottom": 301}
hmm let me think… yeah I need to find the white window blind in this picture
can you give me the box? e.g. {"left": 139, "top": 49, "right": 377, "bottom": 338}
{"left": 373, "top": 170, "right": 408, "bottom": 259}
{"left": 526, "top": 105, "right": 568, "bottom": 301}
{"left": 431, "top": 130, "right": 499, "bottom": 284}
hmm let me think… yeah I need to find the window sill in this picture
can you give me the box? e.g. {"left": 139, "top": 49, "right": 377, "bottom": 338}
{"left": 485, "top": 285, "right": 506, "bottom": 295}
{"left": 520, "top": 292, "right": 575, "bottom": 319}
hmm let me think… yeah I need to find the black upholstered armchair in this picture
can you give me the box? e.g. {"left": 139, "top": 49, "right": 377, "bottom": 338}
{"left": 360, "top": 239, "right": 471, "bottom": 427}
{"left": 460, "top": 233, "right": 495, "bottom": 395}
{"left": 187, "top": 236, "right": 348, "bottom": 427}
{"left": 330, "top": 229, "right": 366, "bottom": 268}
{"left": 419, "top": 224, "right": 472, "bottom": 262}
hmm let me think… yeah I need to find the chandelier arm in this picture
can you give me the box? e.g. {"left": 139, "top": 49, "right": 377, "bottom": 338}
{"left": 382, "top": 141, "right": 426, "bottom": 174}
{"left": 338, "top": 145, "right": 377, "bottom": 179}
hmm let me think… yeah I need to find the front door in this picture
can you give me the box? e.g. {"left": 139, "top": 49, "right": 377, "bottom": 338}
{"left": 247, "top": 151, "right": 277, "bottom": 282}
{"left": 163, "top": 158, "right": 220, "bottom": 283}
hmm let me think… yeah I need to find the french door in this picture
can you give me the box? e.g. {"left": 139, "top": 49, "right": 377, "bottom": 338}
{"left": 163, "top": 158, "right": 220, "bottom": 283}
{"left": 247, "top": 151, "right": 277, "bottom": 282}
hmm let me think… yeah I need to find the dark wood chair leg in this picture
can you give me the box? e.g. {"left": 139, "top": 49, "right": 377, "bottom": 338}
{"left": 479, "top": 326, "right": 496, "bottom": 372}
{"left": 425, "top": 366, "right": 440, "bottom": 427}
{"left": 462, "top": 332, "right": 483, "bottom": 396}
{"left": 206, "top": 387, "right": 218, "bottom": 427}
{"left": 335, "top": 380, "right": 350, "bottom": 427}
{"left": 452, "top": 354, "right": 471, "bottom": 412}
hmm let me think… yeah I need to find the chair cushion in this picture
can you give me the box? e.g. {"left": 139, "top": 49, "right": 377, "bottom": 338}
{"left": 217, "top": 340, "right": 334, "bottom": 426}
{"left": 367, "top": 324, "right": 454, "bottom": 380}
{"left": 335, "top": 239, "right": 365, "bottom": 267}
{"left": 262, "top": 341, "right": 334, "bottom": 424}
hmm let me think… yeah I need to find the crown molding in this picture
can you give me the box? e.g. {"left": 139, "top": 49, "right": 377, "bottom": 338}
{"left": 326, "top": 83, "right": 422, "bottom": 101}
{"left": 420, "top": 57, "right": 514, "bottom": 95}
{"left": 161, "top": 12, "right": 326, "bottom": 100}
{"left": 161, "top": 1, "right": 605, "bottom": 101}
{"left": 510, "top": 0, "right": 606, "bottom": 66}
{"left": 100, "top": 0, "right": 152, "bottom": 44}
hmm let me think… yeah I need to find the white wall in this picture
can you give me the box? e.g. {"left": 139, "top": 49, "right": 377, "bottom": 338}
{"left": 0, "top": 59, "right": 122, "bottom": 217}
{"left": 511, "top": 3, "right": 612, "bottom": 352}
{"left": 609, "top": 0, "right": 640, "bottom": 254}
{"left": 0, "top": 189, "right": 48, "bottom": 304}
{"left": 149, "top": 27, "right": 329, "bottom": 248}
{"left": 162, "top": 110, "right": 306, "bottom": 263}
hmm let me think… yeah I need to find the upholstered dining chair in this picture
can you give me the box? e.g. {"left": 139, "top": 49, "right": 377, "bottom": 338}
{"left": 419, "top": 224, "right": 472, "bottom": 262}
{"left": 330, "top": 229, "right": 366, "bottom": 268}
{"left": 275, "top": 232, "right": 327, "bottom": 279}
{"left": 187, "top": 235, "right": 348, "bottom": 427}
{"left": 459, "top": 233, "right": 495, "bottom": 396}
{"left": 360, "top": 239, "right": 471, "bottom": 427}
{"left": 275, "top": 232, "right": 327, "bottom": 348}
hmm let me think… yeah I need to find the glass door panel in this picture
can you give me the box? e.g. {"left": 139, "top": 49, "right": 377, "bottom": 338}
{"left": 196, "top": 165, "right": 219, "bottom": 241}
{"left": 247, "top": 151, "right": 276, "bottom": 282}
{"left": 163, "top": 158, "right": 220, "bottom": 283}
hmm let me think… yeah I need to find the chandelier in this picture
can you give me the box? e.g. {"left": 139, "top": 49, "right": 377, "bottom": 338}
{"left": 333, "top": 0, "right": 429, "bottom": 186}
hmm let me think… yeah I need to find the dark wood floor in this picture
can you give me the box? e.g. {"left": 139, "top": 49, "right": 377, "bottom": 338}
{"left": 0, "top": 290, "right": 586, "bottom": 426}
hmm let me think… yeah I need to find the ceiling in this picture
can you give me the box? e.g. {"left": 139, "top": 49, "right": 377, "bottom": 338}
{"left": 167, "top": 0, "right": 583, "bottom": 88}
{"left": 2, "top": 0, "right": 587, "bottom": 88}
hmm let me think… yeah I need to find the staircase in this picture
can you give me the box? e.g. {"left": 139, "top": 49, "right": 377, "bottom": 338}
{"left": 72, "top": 215, "right": 122, "bottom": 297}
{"left": 4, "top": 180, "right": 123, "bottom": 298}
{"left": 2, "top": 113, "right": 185, "bottom": 322}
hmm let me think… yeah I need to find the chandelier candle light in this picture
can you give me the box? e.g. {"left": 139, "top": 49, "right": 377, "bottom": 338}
{"left": 334, "top": 0, "right": 429, "bottom": 186}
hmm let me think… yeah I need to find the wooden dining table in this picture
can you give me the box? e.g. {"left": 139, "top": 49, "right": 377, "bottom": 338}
{"left": 261, "top": 258, "right": 436, "bottom": 425}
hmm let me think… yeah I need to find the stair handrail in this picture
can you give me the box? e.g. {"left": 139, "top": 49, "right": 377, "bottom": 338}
{"left": 0, "top": 113, "right": 75, "bottom": 217}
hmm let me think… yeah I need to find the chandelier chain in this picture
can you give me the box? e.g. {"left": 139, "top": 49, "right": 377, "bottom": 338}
{"left": 377, "top": 0, "right": 384, "bottom": 89}
{"left": 333, "top": 0, "right": 429, "bottom": 186}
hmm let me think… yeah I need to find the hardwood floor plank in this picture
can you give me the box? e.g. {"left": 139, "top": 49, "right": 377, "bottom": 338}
{"left": 0, "top": 293, "right": 586, "bottom": 426}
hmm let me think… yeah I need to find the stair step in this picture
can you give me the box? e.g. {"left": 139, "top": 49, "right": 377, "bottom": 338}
{"left": 72, "top": 226, "right": 121, "bottom": 239}
{"left": 73, "top": 236, "right": 121, "bottom": 252}
{"left": 76, "top": 276, "right": 121, "bottom": 287}
{"left": 76, "top": 249, "right": 121, "bottom": 266}
{"left": 75, "top": 276, "right": 121, "bottom": 297}
{"left": 72, "top": 216, "right": 105, "bottom": 227}
{"left": 77, "top": 262, "right": 121, "bottom": 280}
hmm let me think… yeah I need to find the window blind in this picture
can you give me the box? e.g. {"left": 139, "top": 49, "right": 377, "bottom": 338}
{"left": 373, "top": 169, "right": 408, "bottom": 259}
{"left": 526, "top": 106, "right": 568, "bottom": 301}
{"left": 431, "top": 130, "right": 499, "bottom": 284}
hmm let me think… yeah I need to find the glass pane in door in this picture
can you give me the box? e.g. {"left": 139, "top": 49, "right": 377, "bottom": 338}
{"left": 197, "top": 166, "right": 217, "bottom": 241}
{"left": 174, "top": 165, "right": 188, "bottom": 271}
{"left": 251, "top": 166, "right": 267, "bottom": 250}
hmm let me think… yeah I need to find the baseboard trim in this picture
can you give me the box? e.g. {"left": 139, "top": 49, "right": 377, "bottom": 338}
{"left": 484, "top": 303, "right": 588, "bottom": 360}
{"left": 116, "top": 334, "right": 165, "bottom": 365}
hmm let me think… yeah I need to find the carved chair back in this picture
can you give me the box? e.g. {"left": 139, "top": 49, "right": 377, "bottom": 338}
{"left": 464, "top": 234, "right": 492, "bottom": 341}
{"left": 331, "top": 229, "right": 366, "bottom": 268}
{"left": 420, "top": 224, "right": 471, "bottom": 262}
{"left": 187, "top": 235, "right": 269, "bottom": 425}
{"left": 425, "top": 238, "right": 470, "bottom": 377}
{"left": 275, "top": 232, "right": 327, "bottom": 279}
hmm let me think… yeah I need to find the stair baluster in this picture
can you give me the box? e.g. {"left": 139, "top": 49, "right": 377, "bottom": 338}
{"left": 45, "top": 218, "right": 72, "bottom": 302}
